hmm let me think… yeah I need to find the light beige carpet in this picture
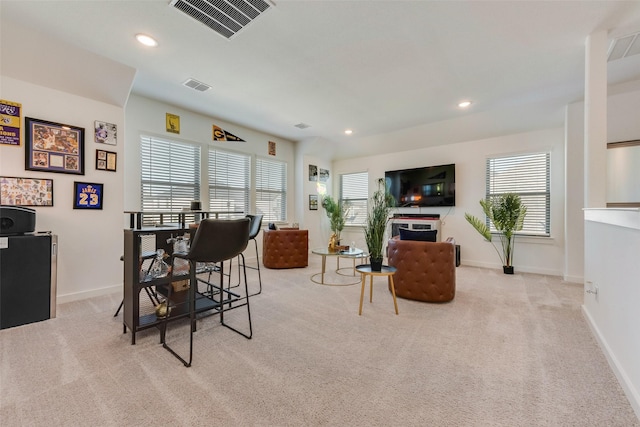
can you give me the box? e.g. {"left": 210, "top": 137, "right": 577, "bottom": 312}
{"left": 1, "top": 258, "right": 638, "bottom": 426}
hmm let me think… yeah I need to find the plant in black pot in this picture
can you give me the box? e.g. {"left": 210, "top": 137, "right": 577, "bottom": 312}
{"left": 364, "top": 178, "right": 395, "bottom": 271}
{"left": 464, "top": 193, "right": 527, "bottom": 274}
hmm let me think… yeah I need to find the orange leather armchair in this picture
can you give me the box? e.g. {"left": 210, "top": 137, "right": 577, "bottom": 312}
{"left": 262, "top": 229, "right": 308, "bottom": 269}
{"left": 387, "top": 236, "right": 456, "bottom": 302}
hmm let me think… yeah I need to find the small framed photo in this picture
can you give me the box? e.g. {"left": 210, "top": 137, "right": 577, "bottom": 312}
{"left": 73, "top": 181, "right": 103, "bottom": 210}
{"left": 94, "top": 121, "right": 117, "bottom": 145}
{"left": 25, "top": 117, "right": 84, "bottom": 175}
{"left": 96, "top": 149, "right": 117, "bottom": 172}
{"left": 309, "top": 164, "right": 318, "bottom": 182}
{"left": 0, "top": 176, "right": 53, "bottom": 206}
{"left": 309, "top": 194, "right": 318, "bottom": 210}
{"left": 166, "top": 113, "right": 180, "bottom": 134}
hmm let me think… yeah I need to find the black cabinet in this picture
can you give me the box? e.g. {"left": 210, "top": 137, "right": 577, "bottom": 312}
{"left": 0, "top": 233, "right": 57, "bottom": 329}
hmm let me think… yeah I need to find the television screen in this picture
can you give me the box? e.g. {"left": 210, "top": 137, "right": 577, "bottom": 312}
{"left": 385, "top": 164, "right": 455, "bottom": 207}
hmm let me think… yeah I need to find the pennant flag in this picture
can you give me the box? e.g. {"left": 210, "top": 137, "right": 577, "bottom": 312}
{"left": 212, "top": 125, "right": 245, "bottom": 142}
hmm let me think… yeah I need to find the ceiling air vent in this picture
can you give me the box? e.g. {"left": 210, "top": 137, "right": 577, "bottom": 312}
{"left": 608, "top": 31, "right": 640, "bottom": 62}
{"left": 183, "top": 78, "right": 212, "bottom": 92}
{"left": 170, "top": 0, "right": 273, "bottom": 40}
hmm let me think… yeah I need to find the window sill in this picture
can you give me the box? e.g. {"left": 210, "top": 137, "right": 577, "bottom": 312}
{"left": 493, "top": 234, "right": 555, "bottom": 245}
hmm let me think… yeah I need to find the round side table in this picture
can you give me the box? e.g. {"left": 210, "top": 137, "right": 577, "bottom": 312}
{"left": 355, "top": 264, "right": 398, "bottom": 315}
{"left": 311, "top": 247, "right": 365, "bottom": 286}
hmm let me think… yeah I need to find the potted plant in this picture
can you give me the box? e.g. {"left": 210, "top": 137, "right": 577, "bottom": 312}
{"left": 464, "top": 193, "right": 527, "bottom": 274}
{"left": 321, "top": 195, "right": 349, "bottom": 245}
{"left": 364, "top": 178, "right": 395, "bottom": 271}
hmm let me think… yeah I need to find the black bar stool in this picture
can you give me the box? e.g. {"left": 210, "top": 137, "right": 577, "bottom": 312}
{"left": 162, "top": 218, "right": 252, "bottom": 367}
{"left": 245, "top": 214, "right": 263, "bottom": 296}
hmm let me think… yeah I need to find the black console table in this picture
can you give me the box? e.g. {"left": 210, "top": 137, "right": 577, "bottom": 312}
{"left": 124, "top": 210, "right": 243, "bottom": 230}
{"left": 122, "top": 211, "right": 246, "bottom": 344}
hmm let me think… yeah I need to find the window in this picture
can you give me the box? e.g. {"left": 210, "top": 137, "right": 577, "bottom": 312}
{"left": 140, "top": 136, "right": 200, "bottom": 225}
{"left": 340, "top": 171, "right": 368, "bottom": 226}
{"left": 256, "top": 157, "right": 286, "bottom": 222}
{"left": 486, "top": 152, "right": 550, "bottom": 236}
{"left": 208, "top": 149, "right": 250, "bottom": 218}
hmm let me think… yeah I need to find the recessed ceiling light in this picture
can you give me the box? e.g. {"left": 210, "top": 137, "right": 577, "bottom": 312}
{"left": 458, "top": 101, "right": 472, "bottom": 108}
{"left": 136, "top": 33, "right": 158, "bottom": 47}
{"left": 344, "top": 129, "right": 353, "bottom": 135}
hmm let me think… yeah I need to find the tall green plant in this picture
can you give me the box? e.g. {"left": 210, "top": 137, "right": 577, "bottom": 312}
{"left": 321, "top": 195, "right": 349, "bottom": 242}
{"left": 364, "top": 178, "right": 395, "bottom": 260}
{"left": 464, "top": 193, "right": 527, "bottom": 268}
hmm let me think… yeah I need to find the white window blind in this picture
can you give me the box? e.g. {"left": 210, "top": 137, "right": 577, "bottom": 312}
{"left": 256, "top": 157, "right": 286, "bottom": 222}
{"left": 486, "top": 152, "right": 550, "bottom": 236}
{"left": 208, "top": 149, "right": 250, "bottom": 218}
{"left": 140, "top": 136, "right": 200, "bottom": 225}
{"left": 341, "top": 172, "right": 368, "bottom": 226}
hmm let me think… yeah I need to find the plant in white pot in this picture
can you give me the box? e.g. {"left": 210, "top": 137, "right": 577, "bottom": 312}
{"left": 364, "top": 178, "right": 395, "bottom": 271}
{"left": 464, "top": 193, "right": 527, "bottom": 274}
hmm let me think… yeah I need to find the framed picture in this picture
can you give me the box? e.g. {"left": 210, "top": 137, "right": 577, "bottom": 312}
{"left": 0, "top": 176, "right": 53, "bottom": 206}
{"left": 73, "top": 181, "right": 103, "bottom": 210}
{"left": 96, "top": 149, "right": 117, "bottom": 172}
{"left": 319, "top": 168, "right": 330, "bottom": 182}
{"left": 166, "top": 113, "right": 180, "bottom": 134}
{"left": 94, "top": 120, "right": 117, "bottom": 145}
{"left": 268, "top": 140, "right": 276, "bottom": 156}
{"left": 309, "top": 194, "right": 318, "bottom": 210}
{"left": 0, "top": 99, "right": 22, "bottom": 146}
{"left": 25, "top": 117, "right": 84, "bottom": 175}
{"left": 309, "top": 164, "right": 318, "bottom": 181}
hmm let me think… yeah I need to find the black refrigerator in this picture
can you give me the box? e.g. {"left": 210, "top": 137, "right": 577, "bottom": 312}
{"left": 0, "top": 233, "right": 58, "bottom": 329}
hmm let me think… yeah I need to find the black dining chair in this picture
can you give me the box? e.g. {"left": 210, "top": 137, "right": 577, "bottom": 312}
{"left": 245, "top": 214, "right": 263, "bottom": 296}
{"left": 162, "top": 217, "right": 252, "bottom": 367}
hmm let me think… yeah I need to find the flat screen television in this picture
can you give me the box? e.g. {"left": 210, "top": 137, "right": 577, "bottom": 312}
{"left": 385, "top": 164, "right": 456, "bottom": 207}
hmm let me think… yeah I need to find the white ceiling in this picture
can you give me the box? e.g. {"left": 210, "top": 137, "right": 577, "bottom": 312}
{"left": 2, "top": 0, "right": 640, "bottom": 158}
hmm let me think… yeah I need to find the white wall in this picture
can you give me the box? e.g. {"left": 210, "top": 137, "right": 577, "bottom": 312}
{"left": 564, "top": 86, "right": 640, "bottom": 281}
{"left": 584, "top": 209, "right": 640, "bottom": 418}
{"left": 124, "top": 94, "right": 297, "bottom": 260}
{"left": 606, "top": 88, "right": 640, "bottom": 204}
{"left": 564, "top": 102, "right": 586, "bottom": 282}
{"left": 295, "top": 137, "right": 336, "bottom": 251}
{"left": 0, "top": 77, "right": 125, "bottom": 302}
{"left": 332, "top": 128, "right": 566, "bottom": 276}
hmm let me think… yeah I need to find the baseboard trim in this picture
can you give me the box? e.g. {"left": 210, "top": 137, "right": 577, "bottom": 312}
{"left": 57, "top": 284, "right": 120, "bottom": 304}
{"left": 461, "top": 260, "right": 562, "bottom": 277}
{"left": 563, "top": 274, "right": 584, "bottom": 283}
{"left": 582, "top": 305, "right": 640, "bottom": 420}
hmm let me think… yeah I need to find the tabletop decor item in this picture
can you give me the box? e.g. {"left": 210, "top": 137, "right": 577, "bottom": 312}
{"left": 25, "top": 117, "right": 84, "bottom": 175}
{"left": 321, "top": 194, "right": 349, "bottom": 245}
{"left": 465, "top": 193, "right": 527, "bottom": 274}
{"left": 364, "top": 178, "right": 394, "bottom": 271}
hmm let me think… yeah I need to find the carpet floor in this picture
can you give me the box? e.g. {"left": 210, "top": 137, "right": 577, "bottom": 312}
{"left": 1, "top": 258, "right": 638, "bottom": 426}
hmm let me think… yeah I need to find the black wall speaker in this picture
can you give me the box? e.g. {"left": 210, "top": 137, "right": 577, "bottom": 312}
{"left": 0, "top": 206, "right": 36, "bottom": 236}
